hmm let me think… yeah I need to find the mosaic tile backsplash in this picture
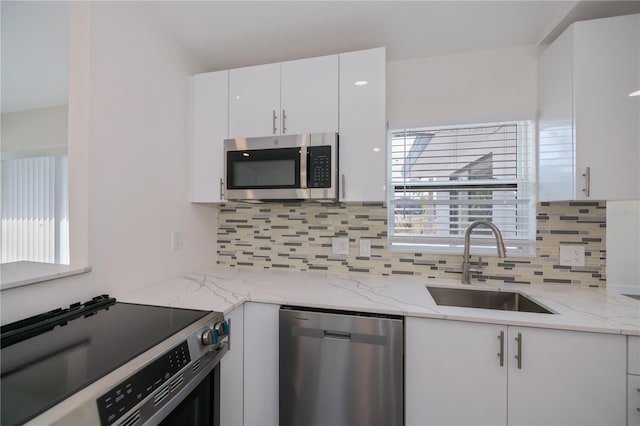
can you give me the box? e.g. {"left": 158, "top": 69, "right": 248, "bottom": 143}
{"left": 217, "top": 201, "right": 607, "bottom": 287}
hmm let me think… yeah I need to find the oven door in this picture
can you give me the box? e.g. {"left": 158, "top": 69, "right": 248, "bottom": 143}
{"left": 158, "top": 361, "right": 220, "bottom": 426}
{"left": 146, "top": 348, "right": 224, "bottom": 426}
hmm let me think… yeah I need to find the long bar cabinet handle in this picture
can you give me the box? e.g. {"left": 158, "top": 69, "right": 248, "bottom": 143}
{"left": 582, "top": 167, "right": 591, "bottom": 197}
{"left": 497, "top": 330, "right": 505, "bottom": 367}
{"left": 219, "top": 178, "right": 224, "bottom": 200}
{"left": 515, "top": 332, "right": 522, "bottom": 369}
{"left": 272, "top": 110, "right": 277, "bottom": 134}
{"left": 282, "top": 109, "right": 287, "bottom": 134}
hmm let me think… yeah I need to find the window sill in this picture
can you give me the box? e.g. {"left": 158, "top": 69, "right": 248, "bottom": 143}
{"left": 0, "top": 261, "right": 91, "bottom": 291}
{"left": 388, "top": 243, "right": 536, "bottom": 258}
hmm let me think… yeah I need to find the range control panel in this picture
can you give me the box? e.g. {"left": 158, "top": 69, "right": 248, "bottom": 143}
{"left": 97, "top": 341, "right": 191, "bottom": 425}
{"left": 307, "top": 146, "right": 332, "bottom": 188}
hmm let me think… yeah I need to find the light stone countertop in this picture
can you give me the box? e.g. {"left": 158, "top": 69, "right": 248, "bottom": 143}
{"left": 1, "top": 261, "right": 92, "bottom": 290}
{"left": 120, "top": 266, "right": 640, "bottom": 336}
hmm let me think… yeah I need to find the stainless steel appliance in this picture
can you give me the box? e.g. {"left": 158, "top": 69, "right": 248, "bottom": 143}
{"left": 224, "top": 132, "right": 338, "bottom": 201}
{"left": 1, "top": 296, "right": 229, "bottom": 426}
{"left": 279, "top": 306, "right": 404, "bottom": 426}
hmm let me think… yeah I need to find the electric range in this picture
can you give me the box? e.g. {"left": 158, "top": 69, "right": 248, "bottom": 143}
{"left": 1, "top": 295, "right": 229, "bottom": 425}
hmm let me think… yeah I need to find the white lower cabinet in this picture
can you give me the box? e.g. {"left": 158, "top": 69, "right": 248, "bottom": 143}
{"left": 507, "top": 326, "right": 626, "bottom": 426}
{"left": 406, "top": 318, "right": 507, "bottom": 425}
{"left": 628, "top": 336, "right": 640, "bottom": 426}
{"left": 627, "top": 375, "right": 640, "bottom": 426}
{"left": 406, "top": 318, "right": 627, "bottom": 426}
{"left": 243, "top": 302, "right": 279, "bottom": 426}
{"left": 220, "top": 304, "right": 244, "bottom": 426}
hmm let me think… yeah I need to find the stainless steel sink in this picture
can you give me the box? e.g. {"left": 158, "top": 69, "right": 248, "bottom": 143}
{"left": 427, "top": 286, "right": 553, "bottom": 314}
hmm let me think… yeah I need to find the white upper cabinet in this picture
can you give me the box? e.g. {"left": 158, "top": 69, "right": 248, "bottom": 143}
{"left": 228, "top": 55, "right": 338, "bottom": 139}
{"left": 538, "top": 14, "right": 640, "bottom": 201}
{"left": 193, "top": 48, "right": 385, "bottom": 202}
{"left": 191, "top": 70, "right": 228, "bottom": 202}
{"left": 280, "top": 55, "right": 339, "bottom": 135}
{"left": 228, "top": 63, "right": 280, "bottom": 139}
{"left": 339, "top": 47, "right": 387, "bottom": 202}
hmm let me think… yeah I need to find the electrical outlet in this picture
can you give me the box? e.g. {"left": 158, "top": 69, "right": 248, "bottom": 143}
{"left": 332, "top": 237, "right": 349, "bottom": 255}
{"left": 360, "top": 239, "right": 371, "bottom": 257}
{"left": 559, "top": 245, "right": 585, "bottom": 266}
{"left": 171, "top": 231, "right": 183, "bottom": 251}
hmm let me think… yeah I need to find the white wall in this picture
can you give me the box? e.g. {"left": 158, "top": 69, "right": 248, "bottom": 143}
{"left": 1, "top": 105, "right": 68, "bottom": 157}
{"left": 607, "top": 200, "right": 640, "bottom": 295}
{"left": 387, "top": 46, "right": 539, "bottom": 128}
{"left": 0, "top": 2, "right": 218, "bottom": 324}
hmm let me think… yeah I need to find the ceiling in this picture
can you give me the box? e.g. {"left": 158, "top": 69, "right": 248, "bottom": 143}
{"left": 2, "top": 1, "right": 639, "bottom": 113}
{"left": 148, "top": 0, "right": 579, "bottom": 72}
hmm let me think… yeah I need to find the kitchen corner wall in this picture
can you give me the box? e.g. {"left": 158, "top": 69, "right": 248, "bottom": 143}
{"left": 217, "top": 201, "right": 607, "bottom": 288}
{"left": 1, "top": 2, "right": 218, "bottom": 325}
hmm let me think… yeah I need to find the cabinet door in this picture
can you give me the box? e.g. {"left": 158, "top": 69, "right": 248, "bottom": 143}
{"left": 629, "top": 336, "right": 640, "bottom": 375}
{"left": 229, "top": 63, "right": 280, "bottom": 138}
{"left": 573, "top": 14, "right": 640, "bottom": 201}
{"left": 280, "top": 54, "right": 338, "bottom": 135}
{"left": 628, "top": 375, "right": 640, "bottom": 426}
{"left": 220, "top": 304, "right": 244, "bottom": 426}
{"left": 537, "top": 27, "right": 575, "bottom": 202}
{"left": 405, "top": 318, "right": 507, "bottom": 426}
{"left": 191, "top": 71, "right": 228, "bottom": 202}
{"left": 507, "top": 327, "right": 626, "bottom": 426}
{"left": 339, "top": 47, "right": 386, "bottom": 202}
{"left": 244, "top": 302, "right": 279, "bottom": 426}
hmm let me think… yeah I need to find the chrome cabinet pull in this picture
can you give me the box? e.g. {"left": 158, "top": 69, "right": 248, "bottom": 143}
{"left": 581, "top": 167, "right": 591, "bottom": 197}
{"left": 219, "top": 178, "right": 224, "bottom": 200}
{"left": 514, "top": 332, "right": 522, "bottom": 369}
{"left": 272, "top": 110, "right": 277, "bottom": 134}
{"left": 341, "top": 174, "right": 346, "bottom": 199}
{"left": 282, "top": 109, "right": 287, "bottom": 134}
{"left": 497, "top": 330, "right": 505, "bottom": 367}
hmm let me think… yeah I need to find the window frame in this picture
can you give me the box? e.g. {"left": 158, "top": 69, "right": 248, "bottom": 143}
{"left": 387, "top": 120, "right": 537, "bottom": 257}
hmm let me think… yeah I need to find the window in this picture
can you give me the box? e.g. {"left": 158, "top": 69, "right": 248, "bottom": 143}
{"left": 1, "top": 155, "right": 70, "bottom": 264}
{"left": 388, "top": 121, "right": 535, "bottom": 256}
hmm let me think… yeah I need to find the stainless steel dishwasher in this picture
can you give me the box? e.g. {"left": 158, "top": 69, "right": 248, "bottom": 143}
{"left": 279, "top": 306, "right": 404, "bottom": 426}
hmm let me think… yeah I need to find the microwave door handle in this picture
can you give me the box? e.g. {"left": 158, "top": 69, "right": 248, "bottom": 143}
{"left": 301, "top": 146, "right": 308, "bottom": 189}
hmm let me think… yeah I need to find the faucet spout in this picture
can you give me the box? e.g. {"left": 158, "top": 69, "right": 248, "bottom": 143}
{"left": 461, "top": 220, "right": 507, "bottom": 284}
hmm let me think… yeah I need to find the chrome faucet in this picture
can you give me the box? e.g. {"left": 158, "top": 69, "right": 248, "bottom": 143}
{"left": 462, "top": 220, "right": 506, "bottom": 284}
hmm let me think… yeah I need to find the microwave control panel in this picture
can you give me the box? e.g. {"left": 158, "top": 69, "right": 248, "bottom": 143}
{"left": 307, "top": 146, "right": 332, "bottom": 188}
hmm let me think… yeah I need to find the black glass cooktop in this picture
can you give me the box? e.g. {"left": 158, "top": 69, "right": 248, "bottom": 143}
{"left": 0, "top": 299, "right": 210, "bottom": 426}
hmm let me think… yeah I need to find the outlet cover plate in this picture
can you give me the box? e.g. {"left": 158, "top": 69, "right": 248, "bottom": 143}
{"left": 332, "top": 237, "right": 349, "bottom": 255}
{"left": 559, "top": 245, "right": 585, "bottom": 267}
{"left": 171, "top": 231, "right": 183, "bottom": 251}
{"left": 360, "top": 239, "right": 371, "bottom": 257}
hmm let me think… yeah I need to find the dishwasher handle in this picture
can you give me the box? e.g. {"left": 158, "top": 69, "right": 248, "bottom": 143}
{"left": 324, "top": 330, "right": 352, "bottom": 341}
{"left": 291, "top": 326, "right": 387, "bottom": 346}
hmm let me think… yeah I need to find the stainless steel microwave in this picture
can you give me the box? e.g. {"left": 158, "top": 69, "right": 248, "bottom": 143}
{"left": 224, "top": 132, "right": 338, "bottom": 202}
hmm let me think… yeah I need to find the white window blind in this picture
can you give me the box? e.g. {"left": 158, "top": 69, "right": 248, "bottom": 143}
{"left": 1, "top": 155, "right": 69, "bottom": 264}
{"left": 388, "top": 121, "right": 536, "bottom": 255}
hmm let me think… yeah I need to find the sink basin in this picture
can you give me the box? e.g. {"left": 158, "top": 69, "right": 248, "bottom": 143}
{"left": 427, "top": 286, "right": 553, "bottom": 314}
